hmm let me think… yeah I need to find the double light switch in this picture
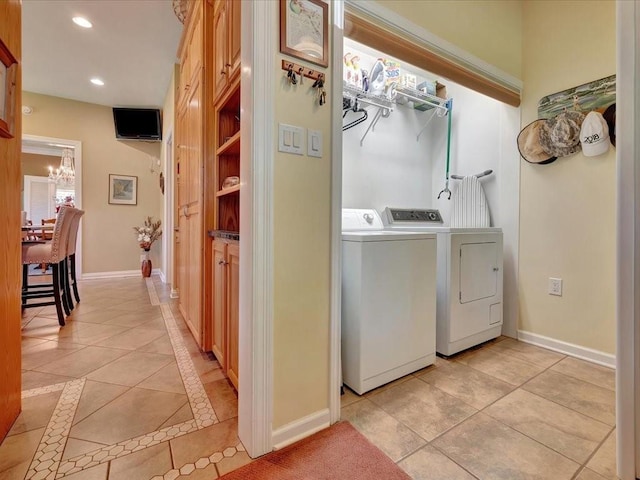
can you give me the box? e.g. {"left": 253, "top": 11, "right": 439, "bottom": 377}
{"left": 278, "top": 123, "right": 322, "bottom": 157}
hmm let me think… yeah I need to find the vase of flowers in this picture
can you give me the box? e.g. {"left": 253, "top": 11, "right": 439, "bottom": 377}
{"left": 133, "top": 217, "right": 162, "bottom": 277}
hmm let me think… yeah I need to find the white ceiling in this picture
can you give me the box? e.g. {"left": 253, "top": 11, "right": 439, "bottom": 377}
{"left": 22, "top": 0, "right": 184, "bottom": 108}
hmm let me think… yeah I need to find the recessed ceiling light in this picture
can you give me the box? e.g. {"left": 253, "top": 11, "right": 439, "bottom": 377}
{"left": 72, "top": 16, "right": 92, "bottom": 28}
{"left": 90, "top": 78, "right": 104, "bottom": 86}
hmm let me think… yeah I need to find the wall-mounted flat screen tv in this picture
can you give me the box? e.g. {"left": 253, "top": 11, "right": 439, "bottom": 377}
{"left": 113, "top": 107, "right": 162, "bottom": 141}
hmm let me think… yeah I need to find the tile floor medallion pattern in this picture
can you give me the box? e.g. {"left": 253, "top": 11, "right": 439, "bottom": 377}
{"left": 159, "top": 303, "right": 218, "bottom": 429}
{"left": 9, "top": 277, "right": 243, "bottom": 480}
{"left": 25, "top": 379, "right": 85, "bottom": 480}
{"left": 22, "top": 383, "right": 67, "bottom": 400}
{"left": 146, "top": 278, "right": 160, "bottom": 306}
{"left": 152, "top": 441, "right": 245, "bottom": 480}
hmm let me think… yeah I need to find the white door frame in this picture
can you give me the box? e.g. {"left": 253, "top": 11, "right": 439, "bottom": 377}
{"left": 616, "top": 1, "right": 639, "bottom": 478}
{"left": 22, "top": 134, "right": 83, "bottom": 278}
{"left": 238, "top": 0, "right": 275, "bottom": 457}
{"left": 163, "top": 130, "right": 175, "bottom": 289}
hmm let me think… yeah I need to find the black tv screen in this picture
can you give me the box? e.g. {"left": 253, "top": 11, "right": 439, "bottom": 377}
{"left": 113, "top": 108, "right": 162, "bottom": 141}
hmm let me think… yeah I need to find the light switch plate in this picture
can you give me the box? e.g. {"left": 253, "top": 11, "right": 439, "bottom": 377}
{"left": 278, "top": 124, "right": 304, "bottom": 155}
{"left": 308, "top": 129, "right": 322, "bottom": 158}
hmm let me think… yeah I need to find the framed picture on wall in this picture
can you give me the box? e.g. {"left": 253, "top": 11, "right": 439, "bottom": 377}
{"left": 108, "top": 174, "right": 137, "bottom": 205}
{"left": 280, "top": 0, "right": 328, "bottom": 68}
{"left": 0, "top": 36, "right": 18, "bottom": 139}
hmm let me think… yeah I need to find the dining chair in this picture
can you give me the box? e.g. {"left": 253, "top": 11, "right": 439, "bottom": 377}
{"left": 41, "top": 217, "right": 56, "bottom": 240}
{"left": 22, "top": 207, "right": 74, "bottom": 326}
{"left": 65, "top": 208, "right": 85, "bottom": 304}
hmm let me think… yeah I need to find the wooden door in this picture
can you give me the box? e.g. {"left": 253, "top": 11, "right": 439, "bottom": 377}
{"left": 212, "top": 240, "right": 227, "bottom": 368}
{"left": 226, "top": 242, "right": 240, "bottom": 389}
{"left": 0, "top": 0, "right": 22, "bottom": 441}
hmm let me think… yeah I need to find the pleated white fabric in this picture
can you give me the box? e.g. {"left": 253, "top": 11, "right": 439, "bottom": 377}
{"left": 450, "top": 175, "right": 491, "bottom": 228}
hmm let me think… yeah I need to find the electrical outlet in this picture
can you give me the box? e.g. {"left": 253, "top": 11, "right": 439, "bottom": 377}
{"left": 548, "top": 277, "right": 563, "bottom": 296}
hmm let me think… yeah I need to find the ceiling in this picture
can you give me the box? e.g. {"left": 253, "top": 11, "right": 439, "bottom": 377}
{"left": 22, "top": 0, "right": 184, "bottom": 109}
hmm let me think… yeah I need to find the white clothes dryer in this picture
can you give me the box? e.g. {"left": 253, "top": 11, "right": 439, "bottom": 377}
{"left": 383, "top": 207, "right": 503, "bottom": 356}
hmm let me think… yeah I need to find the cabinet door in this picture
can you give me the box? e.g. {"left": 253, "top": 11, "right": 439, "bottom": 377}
{"left": 213, "top": 0, "right": 229, "bottom": 98}
{"left": 176, "top": 211, "right": 189, "bottom": 323}
{"left": 227, "top": 0, "right": 241, "bottom": 79}
{"left": 187, "top": 213, "right": 202, "bottom": 344}
{"left": 212, "top": 240, "right": 227, "bottom": 368}
{"left": 459, "top": 242, "right": 498, "bottom": 303}
{"left": 176, "top": 105, "right": 188, "bottom": 207}
{"left": 186, "top": 75, "right": 203, "bottom": 206}
{"left": 226, "top": 243, "right": 240, "bottom": 389}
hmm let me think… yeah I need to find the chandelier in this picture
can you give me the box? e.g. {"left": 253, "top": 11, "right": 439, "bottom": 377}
{"left": 48, "top": 148, "right": 75, "bottom": 186}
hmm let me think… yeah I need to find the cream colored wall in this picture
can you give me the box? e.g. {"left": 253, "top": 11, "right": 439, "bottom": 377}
{"left": 21, "top": 152, "right": 56, "bottom": 177}
{"left": 272, "top": 52, "right": 332, "bottom": 428}
{"left": 22, "top": 92, "right": 163, "bottom": 274}
{"left": 519, "top": 1, "right": 616, "bottom": 353}
{"left": 376, "top": 0, "right": 522, "bottom": 80}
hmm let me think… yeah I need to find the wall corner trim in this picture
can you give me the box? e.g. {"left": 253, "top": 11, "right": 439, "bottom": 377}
{"left": 518, "top": 330, "right": 615, "bottom": 369}
{"left": 271, "top": 409, "right": 331, "bottom": 451}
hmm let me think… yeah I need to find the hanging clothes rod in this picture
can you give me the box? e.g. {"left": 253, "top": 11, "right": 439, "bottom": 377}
{"left": 450, "top": 169, "right": 493, "bottom": 180}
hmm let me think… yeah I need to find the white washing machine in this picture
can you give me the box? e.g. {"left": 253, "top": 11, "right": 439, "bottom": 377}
{"left": 383, "top": 207, "right": 503, "bottom": 356}
{"left": 341, "top": 209, "right": 437, "bottom": 394}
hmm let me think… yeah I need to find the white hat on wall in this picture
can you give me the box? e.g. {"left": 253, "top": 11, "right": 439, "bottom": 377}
{"left": 580, "top": 111, "right": 610, "bottom": 157}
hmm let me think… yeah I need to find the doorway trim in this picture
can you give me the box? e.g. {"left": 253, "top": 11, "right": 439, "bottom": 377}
{"left": 616, "top": 1, "right": 639, "bottom": 478}
{"left": 163, "top": 130, "right": 175, "bottom": 289}
{"left": 238, "top": 0, "right": 275, "bottom": 457}
{"left": 22, "top": 134, "right": 83, "bottom": 278}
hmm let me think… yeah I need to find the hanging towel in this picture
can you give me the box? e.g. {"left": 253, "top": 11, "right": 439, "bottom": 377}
{"left": 450, "top": 175, "right": 491, "bottom": 228}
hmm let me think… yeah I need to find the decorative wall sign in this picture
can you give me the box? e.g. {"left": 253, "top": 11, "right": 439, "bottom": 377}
{"left": 280, "top": 0, "right": 328, "bottom": 68}
{"left": 538, "top": 74, "right": 615, "bottom": 119}
{"left": 0, "top": 37, "right": 18, "bottom": 139}
{"left": 108, "top": 174, "right": 138, "bottom": 205}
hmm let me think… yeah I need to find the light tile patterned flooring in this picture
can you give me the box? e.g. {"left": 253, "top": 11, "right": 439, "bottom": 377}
{"left": 2, "top": 275, "right": 619, "bottom": 479}
{"left": 342, "top": 337, "right": 619, "bottom": 480}
{"left": 3, "top": 277, "right": 249, "bottom": 480}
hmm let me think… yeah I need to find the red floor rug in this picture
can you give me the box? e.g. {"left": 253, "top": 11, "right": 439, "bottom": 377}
{"left": 220, "top": 421, "right": 411, "bottom": 480}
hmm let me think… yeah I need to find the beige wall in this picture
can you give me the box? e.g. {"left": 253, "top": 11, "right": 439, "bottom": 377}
{"left": 519, "top": 1, "right": 616, "bottom": 353}
{"left": 21, "top": 152, "right": 56, "bottom": 178}
{"left": 272, "top": 46, "right": 332, "bottom": 428}
{"left": 22, "top": 92, "right": 163, "bottom": 274}
{"left": 377, "top": 0, "right": 523, "bottom": 80}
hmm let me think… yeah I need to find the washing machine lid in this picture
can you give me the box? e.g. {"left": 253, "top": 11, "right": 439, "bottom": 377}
{"left": 342, "top": 208, "right": 384, "bottom": 231}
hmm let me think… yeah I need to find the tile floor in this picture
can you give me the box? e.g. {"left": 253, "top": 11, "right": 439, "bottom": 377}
{"left": 1, "top": 275, "right": 619, "bottom": 479}
{"left": 342, "top": 337, "right": 619, "bottom": 480}
{"left": 2, "top": 277, "right": 248, "bottom": 480}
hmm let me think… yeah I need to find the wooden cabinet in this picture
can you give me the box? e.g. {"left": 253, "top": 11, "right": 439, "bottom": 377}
{"left": 213, "top": 0, "right": 241, "bottom": 99}
{"left": 175, "top": 0, "right": 240, "bottom": 387}
{"left": 175, "top": 0, "right": 208, "bottom": 348}
{"left": 211, "top": 239, "right": 227, "bottom": 368}
{"left": 211, "top": 239, "right": 239, "bottom": 389}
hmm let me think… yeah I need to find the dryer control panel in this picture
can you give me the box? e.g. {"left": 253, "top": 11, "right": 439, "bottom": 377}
{"left": 384, "top": 208, "right": 443, "bottom": 225}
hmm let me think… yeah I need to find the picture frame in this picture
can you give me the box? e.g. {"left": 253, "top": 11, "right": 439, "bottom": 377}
{"left": 0, "top": 37, "right": 18, "bottom": 139}
{"left": 108, "top": 174, "right": 138, "bottom": 205}
{"left": 280, "top": 0, "right": 328, "bottom": 68}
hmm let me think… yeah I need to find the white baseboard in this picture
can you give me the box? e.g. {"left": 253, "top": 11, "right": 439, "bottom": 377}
{"left": 80, "top": 270, "right": 161, "bottom": 280}
{"left": 517, "top": 330, "right": 616, "bottom": 369}
{"left": 158, "top": 270, "right": 166, "bottom": 283}
{"left": 271, "top": 409, "right": 330, "bottom": 451}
